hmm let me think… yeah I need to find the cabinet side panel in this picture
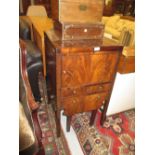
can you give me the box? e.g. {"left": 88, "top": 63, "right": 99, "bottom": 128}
{"left": 45, "top": 34, "right": 56, "bottom": 100}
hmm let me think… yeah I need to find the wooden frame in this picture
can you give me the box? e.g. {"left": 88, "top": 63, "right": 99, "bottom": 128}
{"left": 19, "top": 39, "right": 45, "bottom": 154}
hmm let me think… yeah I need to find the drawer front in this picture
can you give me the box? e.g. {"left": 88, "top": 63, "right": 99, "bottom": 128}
{"left": 54, "top": 21, "right": 104, "bottom": 41}
{"left": 61, "top": 87, "right": 83, "bottom": 98}
{"left": 61, "top": 53, "right": 119, "bottom": 87}
{"left": 62, "top": 92, "right": 108, "bottom": 116}
{"left": 61, "top": 83, "right": 112, "bottom": 98}
{"left": 85, "top": 83, "right": 112, "bottom": 95}
{"left": 63, "top": 24, "right": 103, "bottom": 40}
{"left": 59, "top": 1, "right": 103, "bottom": 23}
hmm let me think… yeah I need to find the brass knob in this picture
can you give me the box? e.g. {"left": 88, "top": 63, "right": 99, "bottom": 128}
{"left": 97, "top": 95, "right": 101, "bottom": 100}
{"left": 73, "top": 90, "right": 76, "bottom": 94}
{"left": 99, "top": 86, "right": 103, "bottom": 90}
{"left": 84, "top": 29, "right": 88, "bottom": 33}
{"left": 63, "top": 70, "right": 67, "bottom": 74}
{"left": 72, "top": 99, "right": 76, "bottom": 103}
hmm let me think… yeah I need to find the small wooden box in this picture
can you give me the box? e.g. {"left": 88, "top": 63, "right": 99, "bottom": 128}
{"left": 51, "top": 0, "right": 104, "bottom": 23}
{"left": 54, "top": 20, "right": 104, "bottom": 41}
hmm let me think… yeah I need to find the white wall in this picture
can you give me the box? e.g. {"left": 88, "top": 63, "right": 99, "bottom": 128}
{"left": 107, "top": 73, "right": 135, "bottom": 115}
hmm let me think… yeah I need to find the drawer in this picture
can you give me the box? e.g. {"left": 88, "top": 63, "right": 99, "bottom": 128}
{"left": 85, "top": 83, "right": 112, "bottom": 95}
{"left": 62, "top": 92, "right": 108, "bottom": 116}
{"left": 54, "top": 21, "right": 104, "bottom": 41}
{"left": 61, "top": 87, "right": 83, "bottom": 98}
{"left": 61, "top": 83, "right": 111, "bottom": 98}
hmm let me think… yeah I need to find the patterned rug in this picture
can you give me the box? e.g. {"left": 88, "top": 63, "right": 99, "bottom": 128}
{"left": 37, "top": 104, "right": 71, "bottom": 155}
{"left": 71, "top": 109, "right": 135, "bottom": 155}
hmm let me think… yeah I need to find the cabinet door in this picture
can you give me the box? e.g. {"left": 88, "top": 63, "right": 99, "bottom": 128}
{"left": 61, "top": 52, "right": 119, "bottom": 87}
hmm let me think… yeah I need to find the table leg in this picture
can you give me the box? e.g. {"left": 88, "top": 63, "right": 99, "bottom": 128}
{"left": 55, "top": 109, "right": 61, "bottom": 137}
{"left": 66, "top": 116, "right": 72, "bottom": 132}
{"left": 90, "top": 110, "right": 98, "bottom": 126}
{"left": 100, "top": 100, "right": 109, "bottom": 126}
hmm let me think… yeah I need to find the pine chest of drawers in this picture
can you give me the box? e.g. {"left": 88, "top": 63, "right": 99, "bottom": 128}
{"left": 45, "top": 30, "right": 123, "bottom": 137}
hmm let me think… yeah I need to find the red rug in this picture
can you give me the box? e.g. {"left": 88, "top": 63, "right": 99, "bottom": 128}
{"left": 37, "top": 104, "right": 71, "bottom": 155}
{"left": 72, "top": 109, "right": 135, "bottom": 155}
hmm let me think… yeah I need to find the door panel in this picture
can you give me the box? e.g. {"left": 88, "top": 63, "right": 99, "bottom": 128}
{"left": 61, "top": 52, "right": 118, "bottom": 87}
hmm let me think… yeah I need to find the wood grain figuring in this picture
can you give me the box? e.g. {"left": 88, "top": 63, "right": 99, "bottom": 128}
{"left": 61, "top": 83, "right": 111, "bottom": 98}
{"left": 61, "top": 52, "right": 119, "bottom": 87}
{"left": 85, "top": 83, "right": 112, "bottom": 95}
{"left": 63, "top": 92, "right": 107, "bottom": 116}
{"left": 61, "top": 87, "right": 83, "bottom": 98}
